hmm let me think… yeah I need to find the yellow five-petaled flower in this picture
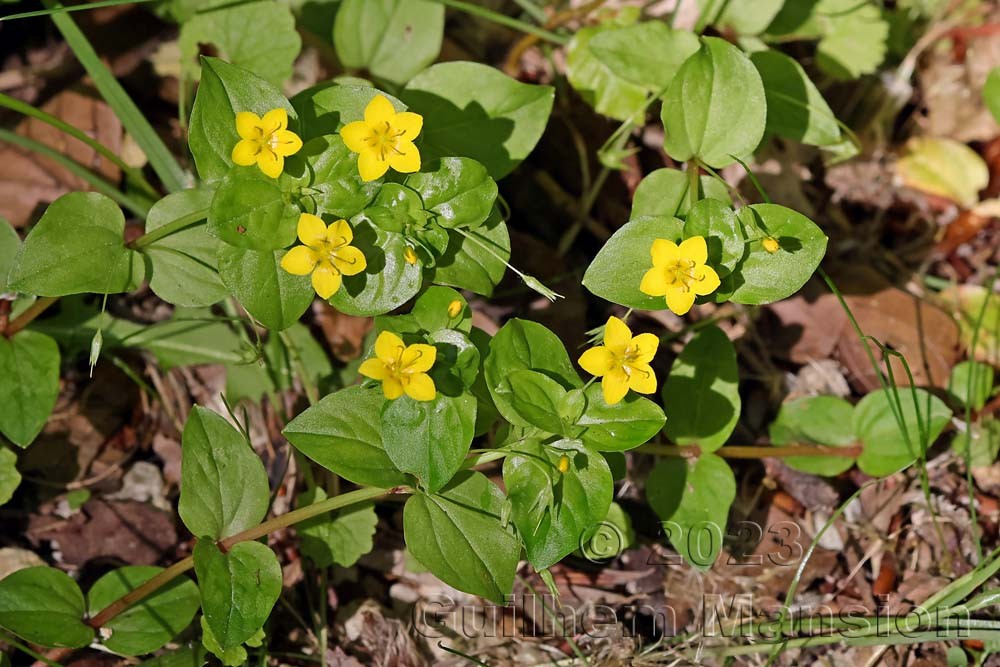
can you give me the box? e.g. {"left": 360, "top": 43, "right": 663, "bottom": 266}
{"left": 280, "top": 213, "right": 366, "bottom": 300}
{"left": 340, "top": 95, "right": 423, "bottom": 182}
{"left": 639, "top": 236, "right": 721, "bottom": 316}
{"left": 359, "top": 331, "right": 437, "bottom": 401}
{"left": 578, "top": 316, "right": 659, "bottom": 405}
{"left": 232, "top": 108, "right": 302, "bottom": 179}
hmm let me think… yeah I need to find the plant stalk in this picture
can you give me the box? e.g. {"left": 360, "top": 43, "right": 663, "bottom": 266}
{"left": 129, "top": 207, "right": 209, "bottom": 249}
{"left": 638, "top": 443, "right": 863, "bottom": 459}
{"left": 426, "top": 0, "right": 569, "bottom": 43}
{"left": 3, "top": 297, "right": 58, "bottom": 338}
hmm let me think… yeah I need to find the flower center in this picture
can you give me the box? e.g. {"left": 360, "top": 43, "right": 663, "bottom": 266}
{"left": 367, "top": 121, "right": 407, "bottom": 161}
{"left": 665, "top": 259, "right": 703, "bottom": 292}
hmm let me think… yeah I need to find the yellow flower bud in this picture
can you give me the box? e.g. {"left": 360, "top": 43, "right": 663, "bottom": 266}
{"left": 404, "top": 247, "right": 418, "bottom": 264}
{"left": 762, "top": 237, "right": 780, "bottom": 254}
{"left": 557, "top": 455, "right": 570, "bottom": 474}
{"left": 447, "top": 299, "right": 462, "bottom": 319}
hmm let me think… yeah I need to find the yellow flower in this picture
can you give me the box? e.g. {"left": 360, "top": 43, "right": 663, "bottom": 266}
{"left": 578, "top": 316, "right": 659, "bottom": 405}
{"left": 232, "top": 108, "right": 302, "bottom": 179}
{"left": 280, "top": 214, "right": 367, "bottom": 299}
{"left": 762, "top": 236, "right": 780, "bottom": 254}
{"left": 340, "top": 95, "right": 423, "bottom": 182}
{"left": 639, "top": 236, "right": 721, "bottom": 316}
{"left": 447, "top": 300, "right": 463, "bottom": 319}
{"left": 359, "top": 331, "right": 437, "bottom": 401}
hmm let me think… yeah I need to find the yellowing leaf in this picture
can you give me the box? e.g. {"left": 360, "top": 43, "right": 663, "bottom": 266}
{"left": 897, "top": 137, "right": 988, "bottom": 208}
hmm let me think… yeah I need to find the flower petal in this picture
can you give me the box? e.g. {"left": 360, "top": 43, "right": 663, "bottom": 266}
{"left": 601, "top": 368, "right": 630, "bottom": 405}
{"left": 364, "top": 94, "right": 396, "bottom": 127}
{"left": 639, "top": 267, "right": 670, "bottom": 297}
{"left": 627, "top": 363, "right": 657, "bottom": 395}
{"left": 693, "top": 265, "right": 721, "bottom": 296}
{"left": 326, "top": 219, "right": 353, "bottom": 247}
{"left": 271, "top": 129, "right": 302, "bottom": 157}
{"left": 235, "top": 112, "right": 262, "bottom": 140}
{"left": 261, "top": 108, "right": 288, "bottom": 134}
{"left": 332, "top": 245, "right": 367, "bottom": 276}
{"left": 630, "top": 333, "right": 660, "bottom": 365}
{"left": 279, "top": 246, "right": 319, "bottom": 276}
{"left": 665, "top": 288, "right": 696, "bottom": 316}
{"left": 340, "top": 121, "right": 371, "bottom": 153}
{"left": 232, "top": 139, "right": 261, "bottom": 166}
{"left": 388, "top": 140, "right": 420, "bottom": 174}
{"left": 651, "top": 239, "right": 679, "bottom": 267}
{"left": 297, "top": 213, "right": 327, "bottom": 247}
{"left": 401, "top": 343, "right": 436, "bottom": 373}
{"left": 374, "top": 331, "right": 405, "bottom": 363}
{"left": 382, "top": 376, "right": 405, "bottom": 400}
{"left": 392, "top": 112, "right": 423, "bottom": 141}
{"left": 578, "top": 346, "right": 615, "bottom": 377}
{"left": 358, "top": 150, "right": 389, "bottom": 182}
{"left": 257, "top": 149, "right": 283, "bottom": 178}
{"left": 311, "top": 262, "right": 342, "bottom": 299}
{"left": 404, "top": 373, "right": 436, "bottom": 402}
{"left": 602, "top": 317, "right": 630, "bottom": 357}
{"left": 678, "top": 236, "right": 708, "bottom": 264}
{"left": 359, "top": 358, "right": 389, "bottom": 381}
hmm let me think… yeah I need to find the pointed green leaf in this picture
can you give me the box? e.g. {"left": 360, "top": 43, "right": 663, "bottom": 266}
{"left": 0, "top": 331, "right": 60, "bottom": 448}
{"left": 0, "top": 566, "right": 93, "bottom": 648}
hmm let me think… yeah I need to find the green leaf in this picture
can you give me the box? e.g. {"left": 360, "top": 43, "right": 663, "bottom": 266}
{"left": 333, "top": 0, "right": 444, "bottom": 86}
{"left": 193, "top": 540, "right": 281, "bottom": 649}
{"left": 576, "top": 384, "right": 665, "bottom": 452}
{"left": 283, "top": 385, "right": 409, "bottom": 487}
{"left": 485, "top": 319, "right": 582, "bottom": 427}
{"left": 855, "top": 388, "right": 951, "bottom": 477}
{"left": 565, "top": 23, "right": 649, "bottom": 122}
{"left": 579, "top": 501, "right": 634, "bottom": 560}
{"left": 200, "top": 616, "right": 247, "bottom": 667}
{"left": 504, "top": 369, "right": 570, "bottom": 433}
{"left": 402, "top": 62, "right": 554, "bottom": 179}
{"left": 896, "top": 137, "right": 989, "bottom": 208}
{"left": 948, "top": 361, "right": 994, "bottom": 411}
{"left": 144, "top": 188, "right": 227, "bottom": 308}
{"left": 702, "top": 0, "right": 786, "bottom": 35}
{"left": 411, "top": 286, "right": 471, "bottom": 333}
{"left": 751, "top": 49, "right": 840, "bottom": 146}
{"left": 226, "top": 322, "right": 332, "bottom": 403}
{"left": 683, "top": 199, "right": 745, "bottom": 277}
{"left": 179, "top": 1, "right": 301, "bottom": 86}
{"left": 297, "top": 487, "right": 378, "bottom": 568}
{"left": 631, "top": 168, "right": 731, "bottom": 219}
{"left": 427, "top": 328, "right": 480, "bottom": 392}
{"left": 582, "top": 215, "right": 685, "bottom": 311}
{"left": 503, "top": 438, "right": 613, "bottom": 569}
{"left": 985, "top": 67, "right": 1000, "bottom": 125}
{"left": 87, "top": 567, "right": 200, "bottom": 656}
{"left": 0, "top": 218, "right": 20, "bottom": 293}
{"left": 208, "top": 169, "right": 299, "bottom": 251}
{"left": 661, "top": 37, "right": 767, "bottom": 168}
{"left": 294, "top": 136, "right": 380, "bottom": 218}
{"left": 381, "top": 392, "right": 475, "bottom": 493}
{"left": 661, "top": 326, "right": 740, "bottom": 452}
{"left": 0, "top": 331, "right": 60, "bottom": 448}
{"left": 723, "top": 204, "right": 827, "bottom": 305}
{"left": 405, "top": 158, "right": 498, "bottom": 230}
{"left": 587, "top": 22, "right": 700, "bottom": 91}
{"left": 0, "top": 566, "right": 93, "bottom": 648}
{"left": 218, "top": 246, "right": 313, "bottom": 331}
{"left": 329, "top": 220, "right": 423, "bottom": 316}
{"left": 647, "top": 454, "right": 735, "bottom": 570}
{"left": 179, "top": 406, "right": 270, "bottom": 540}
{"left": 189, "top": 56, "right": 296, "bottom": 183}
{"left": 769, "top": 396, "right": 857, "bottom": 476}
{"left": 10, "top": 192, "right": 141, "bottom": 296}
{"left": 403, "top": 471, "right": 519, "bottom": 603}
{"left": 429, "top": 212, "right": 510, "bottom": 296}
{"left": 136, "top": 646, "right": 207, "bottom": 667}
{"left": 814, "top": 0, "right": 888, "bottom": 80}
{"left": 291, "top": 85, "right": 406, "bottom": 142}
{"left": 953, "top": 419, "right": 1000, "bottom": 469}
{"left": 0, "top": 448, "right": 20, "bottom": 506}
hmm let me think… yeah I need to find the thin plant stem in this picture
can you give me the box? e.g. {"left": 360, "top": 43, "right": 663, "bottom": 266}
{"left": 0, "top": 0, "right": 158, "bottom": 21}
{"left": 426, "top": 0, "right": 569, "bottom": 43}
{"left": 4, "top": 297, "right": 58, "bottom": 338}
{"left": 0, "top": 92, "right": 158, "bottom": 197}
{"left": 129, "top": 208, "right": 210, "bottom": 249}
{"left": 638, "top": 442, "right": 862, "bottom": 459}
{"left": 0, "top": 129, "right": 151, "bottom": 217}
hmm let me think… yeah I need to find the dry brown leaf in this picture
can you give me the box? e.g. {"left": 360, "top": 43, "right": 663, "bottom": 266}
{"left": 765, "top": 293, "right": 848, "bottom": 364}
{"left": 0, "top": 87, "right": 123, "bottom": 227}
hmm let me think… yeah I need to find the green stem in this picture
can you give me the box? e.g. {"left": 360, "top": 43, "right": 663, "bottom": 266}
{"left": 454, "top": 227, "right": 563, "bottom": 300}
{"left": 426, "top": 0, "right": 569, "bottom": 43}
{"left": 0, "top": 129, "right": 151, "bottom": 217}
{"left": 687, "top": 161, "right": 701, "bottom": 211}
{"left": 638, "top": 443, "right": 862, "bottom": 459}
{"left": 1, "top": 0, "right": 158, "bottom": 21}
{"left": 129, "top": 207, "right": 209, "bottom": 249}
{"left": 43, "top": 0, "right": 187, "bottom": 192}
{"left": 0, "top": 93, "right": 158, "bottom": 198}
